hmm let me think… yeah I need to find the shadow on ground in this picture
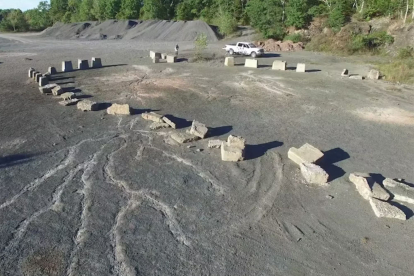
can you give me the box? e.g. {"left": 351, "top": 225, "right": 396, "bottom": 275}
{"left": 0, "top": 154, "right": 35, "bottom": 169}
{"left": 316, "top": 147, "right": 350, "bottom": 182}
{"left": 163, "top": 115, "right": 192, "bottom": 129}
{"left": 131, "top": 108, "right": 159, "bottom": 115}
{"left": 244, "top": 140, "right": 283, "bottom": 160}
{"left": 209, "top": 126, "right": 232, "bottom": 137}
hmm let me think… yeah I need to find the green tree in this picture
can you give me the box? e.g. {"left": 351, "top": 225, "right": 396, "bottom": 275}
{"left": 79, "top": 0, "right": 95, "bottom": 20}
{"left": 217, "top": 8, "right": 238, "bottom": 36}
{"left": 285, "top": 0, "right": 309, "bottom": 29}
{"left": 92, "top": 0, "right": 107, "bottom": 20}
{"left": 117, "top": 0, "right": 140, "bottom": 19}
{"left": 8, "top": 10, "right": 28, "bottom": 31}
{"left": 50, "top": 0, "right": 69, "bottom": 22}
{"left": 246, "top": 0, "right": 285, "bottom": 39}
{"left": 105, "top": 0, "right": 122, "bottom": 19}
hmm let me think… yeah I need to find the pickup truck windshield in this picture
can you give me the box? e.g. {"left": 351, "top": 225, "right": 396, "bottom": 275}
{"left": 248, "top": 43, "right": 256, "bottom": 48}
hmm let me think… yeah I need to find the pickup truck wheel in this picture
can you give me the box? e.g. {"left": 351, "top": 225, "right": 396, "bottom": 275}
{"left": 229, "top": 49, "right": 234, "bottom": 55}
{"left": 251, "top": 52, "right": 257, "bottom": 58}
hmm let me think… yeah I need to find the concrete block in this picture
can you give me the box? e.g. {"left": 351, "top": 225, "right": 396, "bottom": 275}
{"left": 383, "top": 178, "right": 414, "bottom": 205}
{"left": 225, "top": 57, "right": 234, "bottom": 67}
{"left": 91, "top": 57, "right": 102, "bottom": 68}
{"left": 341, "top": 69, "right": 348, "bottom": 76}
{"left": 59, "top": 99, "right": 80, "bottom": 106}
{"left": 167, "top": 55, "right": 176, "bottom": 63}
{"left": 60, "top": 92, "right": 75, "bottom": 100}
{"left": 221, "top": 143, "right": 244, "bottom": 162}
{"left": 349, "top": 75, "right": 364, "bottom": 80}
{"left": 39, "top": 77, "right": 49, "bottom": 87}
{"left": 208, "top": 140, "right": 223, "bottom": 149}
{"left": 349, "top": 173, "right": 390, "bottom": 201}
{"left": 296, "top": 63, "right": 306, "bottom": 73}
{"left": 48, "top": 67, "right": 57, "bottom": 75}
{"left": 78, "top": 59, "right": 89, "bottom": 70}
{"left": 161, "top": 53, "right": 167, "bottom": 59}
{"left": 162, "top": 117, "right": 176, "bottom": 129}
{"left": 367, "top": 69, "right": 380, "bottom": 80}
{"left": 171, "top": 132, "right": 200, "bottom": 144}
{"left": 369, "top": 197, "right": 406, "bottom": 220}
{"left": 35, "top": 73, "right": 42, "bottom": 83}
{"left": 142, "top": 112, "right": 164, "bottom": 122}
{"left": 52, "top": 85, "right": 63, "bottom": 96}
{"left": 300, "top": 162, "right": 329, "bottom": 185}
{"left": 42, "top": 72, "right": 51, "bottom": 80}
{"left": 77, "top": 100, "right": 99, "bottom": 111}
{"left": 272, "top": 60, "right": 287, "bottom": 71}
{"left": 227, "top": 135, "right": 246, "bottom": 149}
{"left": 39, "top": 83, "right": 58, "bottom": 94}
{"left": 150, "top": 51, "right": 161, "bottom": 59}
{"left": 288, "top": 143, "right": 324, "bottom": 165}
{"left": 188, "top": 120, "right": 208, "bottom": 139}
{"left": 152, "top": 57, "right": 160, "bottom": 63}
{"left": 245, "top": 59, "right": 258, "bottom": 68}
{"left": 28, "top": 68, "right": 35, "bottom": 78}
{"left": 62, "top": 61, "right": 73, "bottom": 72}
{"left": 32, "top": 72, "right": 39, "bottom": 80}
{"left": 107, "top": 104, "right": 131, "bottom": 115}
{"left": 150, "top": 122, "right": 171, "bottom": 130}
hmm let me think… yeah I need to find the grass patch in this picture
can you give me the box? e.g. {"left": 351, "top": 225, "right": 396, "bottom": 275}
{"left": 378, "top": 59, "right": 414, "bottom": 84}
{"left": 283, "top": 33, "right": 304, "bottom": 43}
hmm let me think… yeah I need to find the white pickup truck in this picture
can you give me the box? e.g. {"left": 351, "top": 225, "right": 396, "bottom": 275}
{"left": 223, "top": 42, "right": 264, "bottom": 58}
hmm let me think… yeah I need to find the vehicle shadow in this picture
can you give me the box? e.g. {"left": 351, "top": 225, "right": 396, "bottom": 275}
{"left": 316, "top": 147, "right": 350, "bottom": 182}
{"left": 244, "top": 140, "right": 283, "bottom": 160}
{"left": 306, "top": 69, "right": 321, "bottom": 73}
{"left": 0, "top": 154, "right": 35, "bottom": 169}
{"left": 262, "top": 53, "right": 281, "bottom": 58}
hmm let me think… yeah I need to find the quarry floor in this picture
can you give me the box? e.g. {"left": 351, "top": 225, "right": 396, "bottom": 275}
{"left": 1, "top": 33, "right": 414, "bottom": 276}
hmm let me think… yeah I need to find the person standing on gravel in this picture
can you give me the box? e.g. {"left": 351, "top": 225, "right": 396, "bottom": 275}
{"left": 175, "top": 44, "right": 179, "bottom": 56}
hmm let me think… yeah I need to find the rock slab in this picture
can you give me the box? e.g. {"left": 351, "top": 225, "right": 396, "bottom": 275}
{"left": 227, "top": 135, "right": 246, "bottom": 149}
{"left": 142, "top": 112, "right": 164, "bottom": 122}
{"left": 383, "top": 178, "right": 414, "bottom": 205}
{"left": 369, "top": 197, "right": 406, "bottom": 220}
{"left": 367, "top": 69, "right": 380, "bottom": 80}
{"left": 150, "top": 122, "right": 171, "bottom": 130}
{"left": 349, "top": 173, "right": 390, "bottom": 201}
{"left": 221, "top": 143, "right": 244, "bottom": 162}
{"left": 52, "top": 86, "right": 63, "bottom": 96}
{"left": 171, "top": 132, "right": 199, "bottom": 144}
{"left": 208, "top": 140, "right": 223, "bottom": 149}
{"left": 341, "top": 69, "right": 349, "bottom": 76}
{"left": 60, "top": 92, "right": 75, "bottom": 100}
{"left": 39, "top": 83, "right": 58, "bottom": 94}
{"left": 77, "top": 100, "right": 99, "bottom": 111}
{"left": 189, "top": 120, "right": 208, "bottom": 139}
{"left": 296, "top": 63, "right": 306, "bottom": 73}
{"left": 288, "top": 143, "right": 324, "bottom": 165}
{"left": 62, "top": 61, "right": 73, "bottom": 72}
{"left": 107, "top": 104, "right": 131, "bottom": 115}
{"left": 162, "top": 117, "right": 176, "bottom": 129}
{"left": 167, "top": 55, "right": 176, "bottom": 63}
{"left": 300, "top": 162, "right": 329, "bottom": 185}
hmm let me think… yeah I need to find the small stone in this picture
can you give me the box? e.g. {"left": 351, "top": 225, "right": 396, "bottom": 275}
{"left": 227, "top": 135, "right": 246, "bottom": 149}
{"left": 369, "top": 198, "right": 406, "bottom": 220}
{"left": 107, "top": 104, "right": 131, "bottom": 115}
{"left": 208, "top": 139, "right": 223, "bottom": 149}
{"left": 149, "top": 122, "right": 170, "bottom": 130}
{"left": 326, "top": 195, "right": 334, "bottom": 199}
{"left": 142, "top": 112, "right": 164, "bottom": 122}
{"left": 170, "top": 132, "right": 200, "bottom": 144}
{"left": 162, "top": 117, "right": 176, "bottom": 129}
{"left": 52, "top": 85, "right": 63, "bottom": 96}
{"left": 349, "top": 173, "right": 390, "bottom": 201}
{"left": 187, "top": 145, "right": 195, "bottom": 148}
{"left": 288, "top": 143, "right": 324, "bottom": 165}
{"left": 196, "top": 149, "right": 203, "bottom": 152}
{"left": 59, "top": 99, "right": 80, "bottom": 106}
{"left": 221, "top": 142, "right": 244, "bottom": 162}
{"left": 349, "top": 75, "right": 364, "bottom": 80}
{"left": 367, "top": 69, "right": 380, "bottom": 80}
{"left": 300, "top": 162, "right": 329, "bottom": 185}
{"left": 77, "top": 100, "right": 99, "bottom": 111}
{"left": 60, "top": 92, "right": 75, "bottom": 100}
{"left": 39, "top": 83, "right": 58, "bottom": 94}
{"left": 341, "top": 69, "right": 349, "bottom": 76}
{"left": 189, "top": 120, "right": 208, "bottom": 139}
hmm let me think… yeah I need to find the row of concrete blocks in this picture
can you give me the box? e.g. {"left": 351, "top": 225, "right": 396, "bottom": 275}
{"left": 224, "top": 57, "right": 307, "bottom": 72}
{"left": 61, "top": 57, "right": 103, "bottom": 72}
{"left": 28, "top": 68, "right": 51, "bottom": 87}
{"left": 150, "top": 51, "right": 177, "bottom": 63}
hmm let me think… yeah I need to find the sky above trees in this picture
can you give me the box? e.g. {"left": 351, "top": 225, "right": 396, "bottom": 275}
{"left": 0, "top": 0, "right": 47, "bottom": 11}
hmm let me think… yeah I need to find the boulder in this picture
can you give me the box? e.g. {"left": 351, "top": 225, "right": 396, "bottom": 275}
{"left": 300, "top": 162, "right": 329, "bottom": 185}
{"left": 383, "top": 178, "right": 414, "bottom": 205}
{"left": 288, "top": 143, "right": 324, "bottom": 165}
{"left": 162, "top": 117, "right": 176, "bottom": 129}
{"left": 221, "top": 142, "right": 244, "bottom": 162}
{"left": 107, "top": 104, "right": 131, "bottom": 115}
{"left": 341, "top": 69, "right": 349, "bottom": 76}
{"left": 208, "top": 139, "right": 223, "bottom": 149}
{"left": 245, "top": 59, "right": 258, "bottom": 68}
{"left": 52, "top": 85, "right": 63, "bottom": 96}
{"left": 142, "top": 112, "right": 164, "bottom": 122}
{"left": 170, "top": 132, "right": 200, "bottom": 144}
{"left": 349, "top": 173, "right": 390, "bottom": 201}
{"left": 91, "top": 57, "right": 102, "bottom": 68}
{"left": 60, "top": 92, "right": 75, "bottom": 100}
{"left": 188, "top": 120, "right": 208, "bottom": 139}
{"left": 272, "top": 60, "right": 287, "bottom": 71}
{"left": 150, "top": 122, "right": 171, "bottom": 130}
{"left": 367, "top": 69, "right": 380, "bottom": 80}
{"left": 39, "top": 83, "right": 58, "bottom": 94}
{"left": 369, "top": 197, "right": 406, "bottom": 220}
{"left": 77, "top": 100, "right": 99, "bottom": 111}
{"left": 225, "top": 57, "right": 234, "bottom": 66}
{"left": 59, "top": 99, "right": 80, "bottom": 106}
{"left": 296, "top": 63, "right": 306, "bottom": 73}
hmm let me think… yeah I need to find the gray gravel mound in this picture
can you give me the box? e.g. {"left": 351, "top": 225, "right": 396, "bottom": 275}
{"left": 40, "top": 20, "right": 219, "bottom": 42}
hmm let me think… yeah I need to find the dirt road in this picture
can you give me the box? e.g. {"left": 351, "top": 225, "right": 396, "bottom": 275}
{"left": 1, "top": 33, "right": 414, "bottom": 276}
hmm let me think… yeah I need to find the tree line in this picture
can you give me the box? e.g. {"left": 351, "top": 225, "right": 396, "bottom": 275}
{"left": 1, "top": 0, "right": 414, "bottom": 39}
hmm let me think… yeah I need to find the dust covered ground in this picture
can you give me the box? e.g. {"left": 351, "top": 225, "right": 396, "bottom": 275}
{"left": 1, "top": 33, "right": 414, "bottom": 276}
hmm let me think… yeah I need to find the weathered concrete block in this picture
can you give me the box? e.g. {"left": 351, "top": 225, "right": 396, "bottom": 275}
{"left": 78, "top": 59, "right": 89, "bottom": 70}
{"left": 52, "top": 85, "right": 63, "bottom": 96}
{"left": 383, "top": 178, "right": 414, "bottom": 205}
{"left": 142, "top": 112, "right": 164, "bottom": 122}
{"left": 296, "top": 63, "right": 306, "bottom": 73}
{"left": 189, "top": 120, "right": 208, "bottom": 139}
{"left": 225, "top": 57, "right": 234, "bottom": 67}
{"left": 60, "top": 92, "right": 75, "bottom": 100}
{"left": 107, "top": 104, "right": 131, "bottom": 115}
{"left": 35, "top": 73, "right": 42, "bottom": 83}
{"left": 62, "top": 61, "right": 73, "bottom": 72}
{"left": 152, "top": 57, "right": 160, "bottom": 63}
{"left": 167, "top": 55, "right": 176, "bottom": 63}
{"left": 161, "top": 53, "right": 167, "bottom": 59}
{"left": 300, "top": 162, "right": 329, "bottom": 185}
{"left": 150, "top": 51, "right": 161, "bottom": 59}
{"left": 221, "top": 143, "right": 244, "bottom": 162}
{"left": 39, "top": 83, "right": 58, "bottom": 94}
{"left": 32, "top": 72, "right": 39, "bottom": 80}
{"left": 288, "top": 143, "right": 324, "bottom": 165}
{"left": 39, "top": 77, "right": 49, "bottom": 87}
{"left": 171, "top": 132, "right": 200, "bottom": 144}
{"left": 367, "top": 69, "right": 380, "bottom": 80}
{"left": 59, "top": 99, "right": 80, "bottom": 106}
{"left": 162, "top": 117, "right": 176, "bottom": 129}
{"left": 91, "top": 57, "right": 102, "bottom": 68}
{"left": 48, "top": 67, "right": 57, "bottom": 75}
{"left": 77, "top": 100, "right": 99, "bottom": 111}
{"left": 369, "top": 197, "right": 406, "bottom": 220}
{"left": 28, "top": 68, "right": 35, "bottom": 78}
{"left": 349, "top": 172, "right": 390, "bottom": 201}
{"left": 150, "top": 122, "right": 171, "bottom": 130}
{"left": 272, "top": 60, "right": 287, "bottom": 71}
{"left": 227, "top": 135, "right": 246, "bottom": 149}
{"left": 42, "top": 72, "right": 51, "bottom": 80}
{"left": 245, "top": 59, "right": 258, "bottom": 68}
{"left": 349, "top": 75, "right": 364, "bottom": 80}
{"left": 208, "top": 140, "right": 223, "bottom": 149}
{"left": 341, "top": 69, "right": 349, "bottom": 76}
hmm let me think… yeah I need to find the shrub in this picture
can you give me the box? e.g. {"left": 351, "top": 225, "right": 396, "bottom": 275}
{"left": 217, "top": 9, "right": 238, "bottom": 37}
{"left": 378, "top": 59, "right": 414, "bottom": 84}
{"left": 194, "top": 33, "right": 208, "bottom": 61}
{"left": 350, "top": 31, "right": 394, "bottom": 53}
{"left": 284, "top": 33, "right": 303, "bottom": 43}
{"left": 397, "top": 47, "right": 413, "bottom": 59}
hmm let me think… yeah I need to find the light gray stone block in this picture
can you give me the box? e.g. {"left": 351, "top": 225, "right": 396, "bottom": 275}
{"left": 272, "top": 60, "right": 286, "bottom": 71}
{"left": 107, "top": 104, "right": 131, "bottom": 115}
{"left": 189, "top": 120, "right": 208, "bottom": 139}
{"left": 383, "top": 178, "right": 414, "bottom": 205}
{"left": 60, "top": 92, "right": 75, "bottom": 100}
{"left": 341, "top": 69, "right": 349, "bottom": 76}
{"left": 167, "top": 55, "right": 176, "bottom": 63}
{"left": 78, "top": 59, "right": 89, "bottom": 70}
{"left": 367, "top": 69, "right": 380, "bottom": 80}
{"left": 349, "top": 75, "right": 363, "bottom": 80}
{"left": 150, "top": 122, "right": 171, "bottom": 130}
{"left": 349, "top": 172, "right": 390, "bottom": 201}
{"left": 28, "top": 68, "right": 35, "bottom": 78}
{"left": 35, "top": 73, "right": 42, "bottom": 82}
{"left": 142, "top": 112, "right": 164, "bottom": 122}
{"left": 300, "top": 162, "right": 329, "bottom": 185}
{"left": 39, "top": 83, "right": 58, "bottom": 94}
{"left": 245, "top": 59, "right": 258, "bottom": 68}
{"left": 369, "top": 197, "right": 406, "bottom": 220}
{"left": 62, "top": 61, "right": 73, "bottom": 72}
{"left": 288, "top": 143, "right": 324, "bottom": 165}
{"left": 59, "top": 99, "right": 80, "bottom": 106}
{"left": 171, "top": 132, "right": 200, "bottom": 144}
{"left": 153, "top": 57, "right": 160, "bottom": 63}
{"left": 227, "top": 135, "right": 246, "bottom": 149}
{"left": 52, "top": 85, "right": 63, "bottom": 96}
{"left": 91, "top": 57, "right": 102, "bottom": 68}
{"left": 161, "top": 53, "right": 167, "bottom": 59}
{"left": 208, "top": 140, "right": 223, "bottom": 149}
{"left": 150, "top": 51, "right": 161, "bottom": 59}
